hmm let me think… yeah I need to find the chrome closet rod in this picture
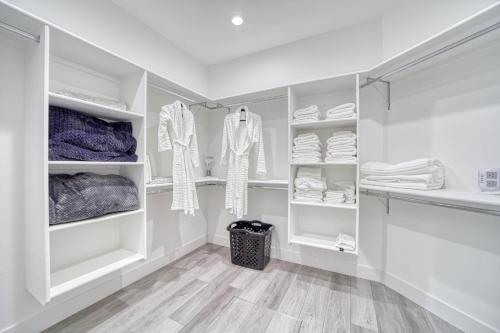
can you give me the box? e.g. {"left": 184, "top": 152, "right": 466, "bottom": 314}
{"left": 147, "top": 183, "right": 287, "bottom": 194}
{"left": 360, "top": 20, "right": 500, "bottom": 88}
{"left": 148, "top": 83, "right": 197, "bottom": 103}
{"left": 223, "top": 94, "right": 288, "bottom": 108}
{"left": 0, "top": 20, "right": 40, "bottom": 42}
{"left": 360, "top": 189, "right": 500, "bottom": 217}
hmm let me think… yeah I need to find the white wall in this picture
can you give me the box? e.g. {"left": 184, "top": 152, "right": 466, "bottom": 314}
{"left": 208, "top": 19, "right": 383, "bottom": 100}
{"left": 381, "top": 0, "right": 499, "bottom": 60}
{"left": 362, "top": 37, "right": 500, "bottom": 333}
{"left": 3, "top": 0, "right": 209, "bottom": 97}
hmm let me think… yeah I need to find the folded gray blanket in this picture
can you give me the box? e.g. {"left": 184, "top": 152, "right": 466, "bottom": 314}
{"left": 49, "top": 172, "right": 140, "bottom": 225}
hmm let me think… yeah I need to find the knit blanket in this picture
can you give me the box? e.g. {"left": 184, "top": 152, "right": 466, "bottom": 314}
{"left": 49, "top": 106, "right": 138, "bottom": 162}
{"left": 49, "top": 172, "right": 140, "bottom": 225}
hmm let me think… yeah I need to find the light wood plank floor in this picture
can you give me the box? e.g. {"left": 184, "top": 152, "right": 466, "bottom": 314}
{"left": 44, "top": 244, "right": 462, "bottom": 333}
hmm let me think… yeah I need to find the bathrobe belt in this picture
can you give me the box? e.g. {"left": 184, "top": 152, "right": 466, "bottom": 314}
{"left": 230, "top": 148, "right": 249, "bottom": 199}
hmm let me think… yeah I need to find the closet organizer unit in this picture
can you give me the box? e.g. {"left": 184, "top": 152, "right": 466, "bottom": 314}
{"left": 18, "top": 15, "right": 148, "bottom": 303}
{"left": 358, "top": 9, "right": 500, "bottom": 215}
{"left": 288, "top": 74, "right": 360, "bottom": 254}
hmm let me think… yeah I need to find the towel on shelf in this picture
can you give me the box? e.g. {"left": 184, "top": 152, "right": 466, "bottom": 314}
{"left": 326, "top": 103, "right": 356, "bottom": 119}
{"left": 325, "top": 181, "right": 356, "bottom": 204}
{"left": 293, "top": 132, "right": 323, "bottom": 163}
{"left": 297, "top": 167, "right": 322, "bottom": 180}
{"left": 360, "top": 158, "right": 445, "bottom": 190}
{"left": 361, "top": 158, "right": 443, "bottom": 176}
{"left": 294, "top": 105, "right": 321, "bottom": 123}
{"left": 325, "top": 130, "right": 357, "bottom": 163}
{"left": 335, "top": 233, "right": 356, "bottom": 251}
{"left": 324, "top": 190, "right": 345, "bottom": 204}
{"left": 294, "top": 105, "right": 319, "bottom": 116}
{"left": 294, "top": 167, "right": 325, "bottom": 202}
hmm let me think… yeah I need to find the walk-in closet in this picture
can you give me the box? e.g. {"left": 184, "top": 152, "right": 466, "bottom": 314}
{"left": 1, "top": 1, "right": 500, "bottom": 332}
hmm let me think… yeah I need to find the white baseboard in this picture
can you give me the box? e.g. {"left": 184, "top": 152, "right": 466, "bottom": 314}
{"left": 2, "top": 235, "right": 207, "bottom": 333}
{"left": 209, "top": 235, "right": 498, "bottom": 333}
{"left": 383, "top": 272, "right": 498, "bottom": 333}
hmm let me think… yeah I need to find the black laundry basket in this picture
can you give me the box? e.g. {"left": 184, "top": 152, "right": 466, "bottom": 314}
{"left": 227, "top": 220, "right": 274, "bottom": 270}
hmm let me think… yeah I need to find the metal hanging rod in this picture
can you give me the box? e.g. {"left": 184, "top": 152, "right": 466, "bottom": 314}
{"left": 148, "top": 83, "right": 197, "bottom": 103}
{"left": 360, "top": 20, "right": 500, "bottom": 88}
{"left": 147, "top": 182, "right": 287, "bottom": 194}
{"left": 189, "top": 102, "right": 230, "bottom": 113}
{"left": 360, "top": 189, "right": 500, "bottom": 217}
{"left": 223, "top": 94, "right": 288, "bottom": 108}
{"left": 0, "top": 20, "right": 40, "bottom": 43}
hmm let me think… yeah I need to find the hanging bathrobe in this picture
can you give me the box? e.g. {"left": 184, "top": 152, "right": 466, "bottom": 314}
{"left": 221, "top": 107, "right": 266, "bottom": 218}
{"left": 158, "top": 101, "right": 200, "bottom": 215}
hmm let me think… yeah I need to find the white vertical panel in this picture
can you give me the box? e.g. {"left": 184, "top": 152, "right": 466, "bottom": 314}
{"left": 24, "top": 25, "right": 50, "bottom": 304}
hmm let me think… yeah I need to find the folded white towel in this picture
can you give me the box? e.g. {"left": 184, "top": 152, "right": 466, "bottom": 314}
{"left": 328, "top": 103, "right": 356, "bottom": 112}
{"left": 327, "top": 137, "right": 356, "bottom": 146}
{"left": 293, "top": 145, "right": 321, "bottom": 153}
{"left": 335, "top": 233, "right": 356, "bottom": 251}
{"left": 294, "top": 117, "right": 320, "bottom": 124}
{"left": 361, "top": 158, "right": 444, "bottom": 176}
{"left": 326, "top": 111, "right": 355, "bottom": 120}
{"left": 326, "top": 145, "right": 357, "bottom": 154}
{"left": 297, "top": 167, "right": 322, "bottom": 180}
{"left": 295, "top": 177, "right": 327, "bottom": 191}
{"left": 332, "top": 130, "right": 357, "bottom": 139}
{"left": 294, "top": 105, "right": 319, "bottom": 116}
{"left": 293, "top": 196, "right": 323, "bottom": 203}
{"left": 293, "top": 152, "right": 322, "bottom": 159}
{"left": 293, "top": 159, "right": 322, "bottom": 164}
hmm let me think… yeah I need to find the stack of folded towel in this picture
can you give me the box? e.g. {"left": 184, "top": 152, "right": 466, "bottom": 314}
{"left": 324, "top": 181, "right": 356, "bottom": 204}
{"left": 293, "top": 105, "right": 320, "bottom": 123}
{"left": 325, "top": 130, "right": 357, "bottom": 163}
{"left": 361, "top": 158, "right": 445, "bottom": 190}
{"left": 326, "top": 103, "right": 356, "bottom": 119}
{"left": 335, "top": 233, "right": 356, "bottom": 251}
{"left": 294, "top": 167, "right": 326, "bottom": 202}
{"left": 292, "top": 133, "right": 322, "bottom": 163}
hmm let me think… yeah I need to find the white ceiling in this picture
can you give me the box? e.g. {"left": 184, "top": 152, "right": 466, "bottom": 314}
{"left": 112, "top": 0, "right": 401, "bottom": 65}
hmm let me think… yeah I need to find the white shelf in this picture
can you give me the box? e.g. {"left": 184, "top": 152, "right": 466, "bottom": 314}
{"left": 50, "top": 249, "right": 144, "bottom": 298}
{"left": 291, "top": 200, "right": 357, "bottom": 210}
{"left": 360, "top": 184, "right": 500, "bottom": 209}
{"left": 49, "top": 92, "right": 144, "bottom": 121}
{"left": 291, "top": 117, "right": 357, "bottom": 130}
{"left": 291, "top": 161, "right": 357, "bottom": 166}
{"left": 49, "top": 161, "right": 143, "bottom": 170}
{"left": 248, "top": 179, "right": 289, "bottom": 187}
{"left": 49, "top": 209, "right": 145, "bottom": 233}
{"left": 290, "top": 233, "right": 357, "bottom": 254}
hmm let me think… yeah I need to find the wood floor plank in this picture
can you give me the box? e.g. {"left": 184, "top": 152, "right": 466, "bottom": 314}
{"left": 176, "top": 286, "right": 240, "bottom": 332}
{"left": 278, "top": 266, "right": 315, "bottom": 317}
{"left": 398, "top": 296, "right": 436, "bottom": 333}
{"left": 123, "top": 279, "right": 207, "bottom": 332}
{"left": 238, "top": 302, "right": 276, "bottom": 332}
{"left": 299, "top": 314, "right": 324, "bottom": 333}
{"left": 350, "top": 276, "right": 379, "bottom": 332}
{"left": 370, "top": 281, "right": 407, "bottom": 333}
{"left": 257, "top": 261, "right": 300, "bottom": 310}
{"left": 265, "top": 312, "right": 302, "bottom": 333}
{"left": 205, "top": 297, "right": 255, "bottom": 333}
{"left": 427, "top": 311, "right": 464, "bottom": 333}
{"left": 324, "top": 272, "right": 351, "bottom": 333}
{"left": 300, "top": 269, "right": 332, "bottom": 324}
{"left": 239, "top": 260, "right": 280, "bottom": 303}
{"left": 230, "top": 267, "right": 260, "bottom": 289}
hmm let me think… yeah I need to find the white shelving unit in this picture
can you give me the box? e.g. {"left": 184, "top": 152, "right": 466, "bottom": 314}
{"left": 20, "top": 23, "right": 149, "bottom": 304}
{"left": 288, "top": 74, "right": 360, "bottom": 254}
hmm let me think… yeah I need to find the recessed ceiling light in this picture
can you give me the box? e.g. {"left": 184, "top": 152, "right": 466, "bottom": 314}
{"left": 232, "top": 16, "right": 244, "bottom": 26}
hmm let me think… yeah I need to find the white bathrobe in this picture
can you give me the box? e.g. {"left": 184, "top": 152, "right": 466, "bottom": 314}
{"left": 221, "top": 108, "right": 266, "bottom": 218}
{"left": 158, "top": 101, "right": 200, "bottom": 215}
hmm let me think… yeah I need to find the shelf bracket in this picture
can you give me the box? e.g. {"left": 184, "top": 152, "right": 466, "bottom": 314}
{"left": 365, "top": 77, "right": 391, "bottom": 111}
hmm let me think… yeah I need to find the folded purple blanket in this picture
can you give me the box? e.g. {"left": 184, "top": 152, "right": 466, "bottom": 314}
{"left": 49, "top": 106, "right": 138, "bottom": 162}
{"left": 49, "top": 172, "right": 140, "bottom": 225}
